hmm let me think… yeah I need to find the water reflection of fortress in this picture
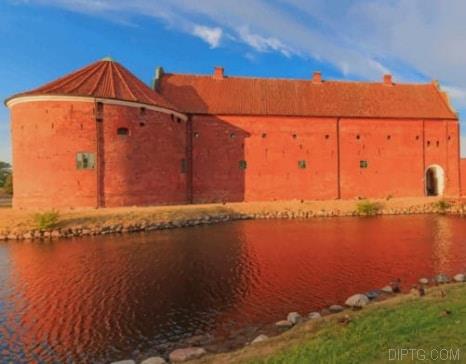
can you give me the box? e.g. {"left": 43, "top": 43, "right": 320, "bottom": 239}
{"left": 4, "top": 217, "right": 466, "bottom": 362}
{"left": 5, "top": 58, "right": 465, "bottom": 209}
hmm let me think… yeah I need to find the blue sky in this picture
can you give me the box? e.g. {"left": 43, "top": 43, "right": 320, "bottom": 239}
{"left": 2, "top": 0, "right": 466, "bottom": 163}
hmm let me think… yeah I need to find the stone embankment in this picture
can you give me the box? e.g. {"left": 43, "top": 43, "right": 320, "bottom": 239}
{"left": 110, "top": 272, "right": 466, "bottom": 364}
{"left": 0, "top": 197, "right": 465, "bottom": 241}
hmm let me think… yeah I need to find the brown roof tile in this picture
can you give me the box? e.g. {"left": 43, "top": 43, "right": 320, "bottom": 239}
{"left": 7, "top": 59, "right": 177, "bottom": 111}
{"left": 159, "top": 73, "right": 457, "bottom": 119}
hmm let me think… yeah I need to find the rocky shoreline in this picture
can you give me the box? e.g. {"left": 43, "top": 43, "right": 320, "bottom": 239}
{"left": 0, "top": 199, "right": 465, "bottom": 241}
{"left": 110, "top": 273, "right": 466, "bottom": 364}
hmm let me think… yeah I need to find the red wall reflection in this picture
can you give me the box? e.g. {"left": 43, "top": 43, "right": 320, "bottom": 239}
{"left": 3, "top": 215, "right": 466, "bottom": 362}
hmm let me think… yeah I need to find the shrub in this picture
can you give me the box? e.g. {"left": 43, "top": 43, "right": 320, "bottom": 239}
{"left": 34, "top": 210, "right": 60, "bottom": 230}
{"left": 434, "top": 200, "right": 451, "bottom": 213}
{"left": 356, "top": 200, "right": 382, "bottom": 216}
{"left": 3, "top": 173, "right": 12, "bottom": 195}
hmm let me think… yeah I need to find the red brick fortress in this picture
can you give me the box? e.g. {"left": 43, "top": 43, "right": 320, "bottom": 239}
{"left": 5, "top": 58, "right": 464, "bottom": 208}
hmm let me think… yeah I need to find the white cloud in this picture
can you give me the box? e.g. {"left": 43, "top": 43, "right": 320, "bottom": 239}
{"left": 237, "top": 26, "right": 294, "bottom": 57}
{"left": 192, "top": 25, "right": 222, "bottom": 48}
{"left": 12, "top": 0, "right": 466, "bottom": 110}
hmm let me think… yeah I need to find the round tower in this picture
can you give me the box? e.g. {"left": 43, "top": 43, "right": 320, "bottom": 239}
{"left": 5, "top": 58, "right": 188, "bottom": 209}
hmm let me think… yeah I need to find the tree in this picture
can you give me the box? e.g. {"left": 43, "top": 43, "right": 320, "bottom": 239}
{"left": 3, "top": 173, "right": 12, "bottom": 195}
{"left": 0, "top": 161, "right": 12, "bottom": 188}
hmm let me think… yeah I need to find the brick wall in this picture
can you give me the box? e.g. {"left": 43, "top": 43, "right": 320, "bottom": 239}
{"left": 10, "top": 100, "right": 460, "bottom": 209}
{"left": 191, "top": 115, "right": 460, "bottom": 203}
{"left": 100, "top": 104, "right": 187, "bottom": 207}
{"left": 11, "top": 101, "right": 98, "bottom": 209}
{"left": 10, "top": 100, "right": 187, "bottom": 209}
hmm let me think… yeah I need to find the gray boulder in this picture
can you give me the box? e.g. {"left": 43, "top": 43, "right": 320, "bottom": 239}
{"left": 345, "top": 294, "right": 369, "bottom": 308}
{"left": 365, "top": 290, "right": 380, "bottom": 300}
{"left": 435, "top": 274, "right": 450, "bottom": 284}
{"left": 287, "top": 312, "right": 302, "bottom": 325}
{"left": 308, "top": 312, "right": 322, "bottom": 320}
{"left": 275, "top": 320, "right": 293, "bottom": 328}
{"left": 169, "top": 347, "right": 206, "bottom": 363}
{"left": 251, "top": 334, "right": 268, "bottom": 344}
{"left": 111, "top": 361, "right": 135, "bottom": 364}
{"left": 419, "top": 278, "right": 429, "bottom": 285}
{"left": 329, "top": 304, "right": 344, "bottom": 313}
{"left": 454, "top": 273, "right": 465, "bottom": 282}
{"left": 140, "top": 358, "right": 167, "bottom": 364}
{"left": 381, "top": 285, "right": 393, "bottom": 293}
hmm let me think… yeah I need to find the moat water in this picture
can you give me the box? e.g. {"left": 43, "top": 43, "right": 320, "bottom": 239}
{"left": 1, "top": 215, "right": 466, "bottom": 363}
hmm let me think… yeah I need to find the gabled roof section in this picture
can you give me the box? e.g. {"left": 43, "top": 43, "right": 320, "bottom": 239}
{"left": 6, "top": 58, "right": 178, "bottom": 111}
{"left": 158, "top": 73, "right": 457, "bottom": 119}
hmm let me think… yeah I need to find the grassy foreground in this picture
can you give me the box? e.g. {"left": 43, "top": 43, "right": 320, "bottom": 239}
{"left": 195, "top": 284, "right": 466, "bottom": 364}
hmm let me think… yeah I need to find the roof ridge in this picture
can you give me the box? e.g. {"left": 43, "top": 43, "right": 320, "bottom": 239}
{"left": 88, "top": 62, "right": 108, "bottom": 95}
{"left": 111, "top": 61, "right": 138, "bottom": 101}
{"left": 118, "top": 64, "right": 159, "bottom": 103}
{"left": 108, "top": 62, "right": 116, "bottom": 98}
{"left": 33, "top": 61, "right": 102, "bottom": 93}
{"left": 164, "top": 72, "right": 434, "bottom": 86}
{"left": 430, "top": 82, "right": 458, "bottom": 118}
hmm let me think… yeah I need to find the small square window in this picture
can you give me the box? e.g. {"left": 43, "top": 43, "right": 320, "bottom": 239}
{"left": 298, "top": 160, "right": 307, "bottom": 169}
{"left": 76, "top": 152, "right": 96, "bottom": 170}
{"left": 360, "top": 160, "right": 368, "bottom": 169}
{"left": 239, "top": 160, "right": 247, "bottom": 170}
{"left": 117, "top": 127, "right": 129, "bottom": 136}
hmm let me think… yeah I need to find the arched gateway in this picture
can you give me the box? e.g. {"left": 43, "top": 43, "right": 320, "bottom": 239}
{"left": 425, "top": 165, "right": 445, "bottom": 196}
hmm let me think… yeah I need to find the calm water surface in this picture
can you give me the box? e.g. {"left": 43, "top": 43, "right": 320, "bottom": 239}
{"left": 1, "top": 215, "right": 466, "bottom": 363}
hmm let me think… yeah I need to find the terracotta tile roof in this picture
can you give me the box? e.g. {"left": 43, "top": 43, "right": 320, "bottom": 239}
{"left": 159, "top": 73, "right": 457, "bottom": 119}
{"left": 7, "top": 58, "right": 177, "bottom": 111}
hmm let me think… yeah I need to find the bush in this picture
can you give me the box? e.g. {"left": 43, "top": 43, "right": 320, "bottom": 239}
{"left": 0, "top": 161, "right": 11, "bottom": 187}
{"left": 356, "top": 200, "right": 382, "bottom": 216}
{"left": 34, "top": 210, "right": 60, "bottom": 230}
{"left": 434, "top": 200, "right": 451, "bottom": 213}
{"left": 3, "top": 173, "right": 12, "bottom": 195}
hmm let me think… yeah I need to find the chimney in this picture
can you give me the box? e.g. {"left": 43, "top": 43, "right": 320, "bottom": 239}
{"left": 312, "top": 71, "right": 322, "bottom": 84}
{"left": 213, "top": 66, "right": 224, "bottom": 80}
{"left": 383, "top": 74, "right": 393, "bottom": 85}
{"left": 152, "top": 66, "right": 164, "bottom": 91}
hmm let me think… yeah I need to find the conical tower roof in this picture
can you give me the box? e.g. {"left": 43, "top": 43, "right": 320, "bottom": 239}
{"left": 6, "top": 58, "right": 178, "bottom": 111}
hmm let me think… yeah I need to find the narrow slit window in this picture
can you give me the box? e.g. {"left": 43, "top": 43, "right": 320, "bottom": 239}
{"left": 76, "top": 152, "right": 96, "bottom": 170}
{"left": 298, "top": 160, "right": 307, "bottom": 169}
{"left": 360, "top": 160, "right": 368, "bottom": 169}
{"left": 239, "top": 160, "right": 247, "bottom": 170}
{"left": 181, "top": 159, "right": 187, "bottom": 173}
{"left": 117, "top": 127, "right": 129, "bottom": 136}
{"left": 95, "top": 102, "right": 104, "bottom": 121}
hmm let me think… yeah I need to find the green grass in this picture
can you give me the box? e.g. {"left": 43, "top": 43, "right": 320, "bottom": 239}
{"left": 434, "top": 200, "right": 452, "bottom": 213}
{"left": 33, "top": 210, "right": 60, "bottom": 230}
{"left": 355, "top": 200, "right": 383, "bottom": 216}
{"left": 197, "top": 285, "right": 466, "bottom": 364}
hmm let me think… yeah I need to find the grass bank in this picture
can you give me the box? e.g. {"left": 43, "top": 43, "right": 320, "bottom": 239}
{"left": 0, "top": 196, "right": 463, "bottom": 239}
{"left": 194, "top": 284, "right": 466, "bottom": 364}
